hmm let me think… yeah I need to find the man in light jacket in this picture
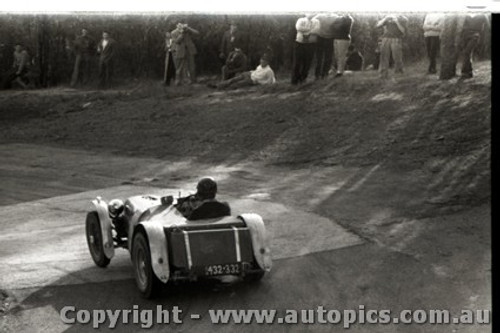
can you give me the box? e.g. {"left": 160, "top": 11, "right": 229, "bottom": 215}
{"left": 291, "top": 14, "right": 319, "bottom": 85}
{"left": 171, "top": 22, "right": 200, "bottom": 85}
{"left": 423, "top": 13, "right": 444, "bottom": 74}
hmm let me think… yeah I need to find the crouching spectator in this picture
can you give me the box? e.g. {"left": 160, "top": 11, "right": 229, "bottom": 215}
{"left": 345, "top": 45, "right": 364, "bottom": 71}
{"left": 212, "top": 54, "right": 275, "bottom": 90}
{"left": 221, "top": 44, "right": 248, "bottom": 80}
{"left": 2, "top": 44, "right": 31, "bottom": 89}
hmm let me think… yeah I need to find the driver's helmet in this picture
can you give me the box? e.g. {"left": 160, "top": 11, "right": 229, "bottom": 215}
{"left": 196, "top": 177, "right": 217, "bottom": 200}
{"left": 108, "top": 199, "right": 124, "bottom": 218}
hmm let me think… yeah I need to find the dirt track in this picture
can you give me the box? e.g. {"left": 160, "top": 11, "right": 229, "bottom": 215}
{"left": 0, "top": 62, "right": 491, "bottom": 332}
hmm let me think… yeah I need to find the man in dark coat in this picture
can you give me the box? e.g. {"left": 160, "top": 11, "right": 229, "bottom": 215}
{"left": 70, "top": 28, "right": 95, "bottom": 87}
{"left": 221, "top": 44, "right": 248, "bottom": 80}
{"left": 219, "top": 22, "right": 243, "bottom": 63}
{"left": 459, "top": 13, "right": 490, "bottom": 78}
{"left": 176, "top": 177, "right": 230, "bottom": 220}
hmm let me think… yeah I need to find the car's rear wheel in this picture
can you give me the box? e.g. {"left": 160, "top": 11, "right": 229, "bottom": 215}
{"left": 132, "top": 232, "right": 161, "bottom": 298}
{"left": 85, "top": 211, "right": 111, "bottom": 268}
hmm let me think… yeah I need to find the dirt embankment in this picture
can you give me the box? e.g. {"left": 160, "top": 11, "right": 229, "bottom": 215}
{"left": 0, "top": 62, "right": 490, "bottom": 238}
{"left": 0, "top": 62, "right": 490, "bottom": 215}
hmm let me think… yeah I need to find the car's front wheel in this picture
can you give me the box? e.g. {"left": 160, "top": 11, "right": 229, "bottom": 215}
{"left": 86, "top": 211, "right": 111, "bottom": 268}
{"left": 132, "top": 232, "right": 161, "bottom": 298}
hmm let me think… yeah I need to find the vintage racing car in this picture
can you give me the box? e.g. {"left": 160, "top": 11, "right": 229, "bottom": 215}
{"left": 85, "top": 191, "right": 272, "bottom": 298}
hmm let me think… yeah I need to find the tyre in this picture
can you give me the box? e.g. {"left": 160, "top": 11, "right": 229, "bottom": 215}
{"left": 85, "top": 211, "right": 111, "bottom": 268}
{"left": 132, "top": 232, "right": 161, "bottom": 298}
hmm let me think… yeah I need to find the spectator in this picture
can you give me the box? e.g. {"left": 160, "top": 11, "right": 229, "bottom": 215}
{"left": 313, "top": 13, "right": 339, "bottom": 80}
{"left": 221, "top": 44, "right": 248, "bottom": 80}
{"left": 211, "top": 54, "right": 275, "bottom": 90}
{"left": 70, "top": 28, "right": 95, "bottom": 87}
{"left": 96, "top": 31, "right": 117, "bottom": 89}
{"left": 459, "top": 13, "right": 490, "bottom": 79}
{"left": 423, "top": 13, "right": 444, "bottom": 74}
{"left": 370, "top": 38, "right": 394, "bottom": 71}
{"left": 345, "top": 45, "right": 364, "bottom": 71}
{"left": 331, "top": 14, "right": 354, "bottom": 77}
{"left": 171, "top": 22, "right": 200, "bottom": 86}
{"left": 372, "top": 38, "right": 382, "bottom": 70}
{"left": 376, "top": 14, "right": 408, "bottom": 79}
{"left": 1, "top": 44, "right": 31, "bottom": 89}
{"left": 291, "top": 14, "right": 319, "bottom": 85}
{"left": 219, "top": 22, "right": 243, "bottom": 63}
{"left": 163, "top": 31, "right": 176, "bottom": 86}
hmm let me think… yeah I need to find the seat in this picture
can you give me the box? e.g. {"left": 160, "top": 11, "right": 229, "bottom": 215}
{"left": 188, "top": 201, "right": 231, "bottom": 221}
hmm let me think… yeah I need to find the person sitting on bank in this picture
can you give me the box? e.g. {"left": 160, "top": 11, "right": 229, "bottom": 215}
{"left": 221, "top": 44, "right": 248, "bottom": 81}
{"left": 211, "top": 54, "right": 275, "bottom": 90}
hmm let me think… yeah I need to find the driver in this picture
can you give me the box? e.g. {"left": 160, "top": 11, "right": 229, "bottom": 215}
{"left": 176, "top": 177, "right": 220, "bottom": 218}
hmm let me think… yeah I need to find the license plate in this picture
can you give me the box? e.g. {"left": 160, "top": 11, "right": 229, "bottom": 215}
{"left": 204, "top": 263, "right": 240, "bottom": 276}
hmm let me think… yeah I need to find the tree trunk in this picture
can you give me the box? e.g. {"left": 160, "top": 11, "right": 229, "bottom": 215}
{"left": 36, "top": 16, "right": 51, "bottom": 87}
{"left": 440, "top": 14, "right": 460, "bottom": 80}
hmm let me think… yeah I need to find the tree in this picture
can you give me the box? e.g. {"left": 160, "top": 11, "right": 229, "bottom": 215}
{"left": 439, "top": 14, "right": 461, "bottom": 80}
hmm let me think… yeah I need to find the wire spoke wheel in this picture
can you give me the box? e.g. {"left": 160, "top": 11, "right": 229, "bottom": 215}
{"left": 132, "top": 232, "right": 161, "bottom": 298}
{"left": 85, "top": 211, "right": 111, "bottom": 267}
{"left": 135, "top": 247, "right": 148, "bottom": 289}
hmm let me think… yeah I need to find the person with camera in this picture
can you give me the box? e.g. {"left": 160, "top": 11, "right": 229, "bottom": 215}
{"left": 170, "top": 22, "right": 200, "bottom": 86}
{"left": 376, "top": 14, "right": 408, "bottom": 79}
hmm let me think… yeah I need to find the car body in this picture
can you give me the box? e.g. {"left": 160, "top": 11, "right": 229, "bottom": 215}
{"left": 85, "top": 193, "right": 272, "bottom": 298}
